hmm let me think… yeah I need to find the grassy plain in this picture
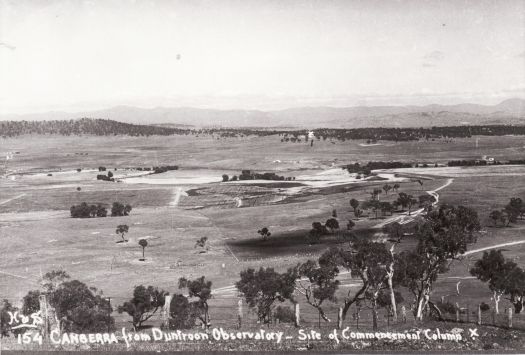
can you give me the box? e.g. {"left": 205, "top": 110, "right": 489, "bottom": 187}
{"left": 1, "top": 133, "right": 525, "bottom": 332}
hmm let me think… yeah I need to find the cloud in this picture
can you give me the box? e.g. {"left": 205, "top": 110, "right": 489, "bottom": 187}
{"left": 422, "top": 50, "right": 444, "bottom": 68}
{"left": 518, "top": 51, "right": 525, "bottom": 58}
{"left": 0, "top": 42, "right": 16, "bottom": 51}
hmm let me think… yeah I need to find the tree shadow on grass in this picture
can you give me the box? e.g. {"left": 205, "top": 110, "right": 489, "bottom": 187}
{"left": 227, "top": 228, "right": 378, "bottom": 259}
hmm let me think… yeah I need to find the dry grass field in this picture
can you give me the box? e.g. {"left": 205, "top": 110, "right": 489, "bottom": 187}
{"left": 2, "top": 133, "right": 525, "bottom": 337}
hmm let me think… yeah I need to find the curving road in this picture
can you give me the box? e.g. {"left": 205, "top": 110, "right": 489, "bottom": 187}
{"left": 463, "top": 240, "right": 525, "bottom": 256}
{"left": 373, "top": 178, "right": 454, "bottom": 229}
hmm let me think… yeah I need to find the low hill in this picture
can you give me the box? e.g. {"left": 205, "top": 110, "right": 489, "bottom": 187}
{"left": 0, "top": 118, "right": 189, "bottom": 137}
{"left": 1, "top": 99, "right": 524, "bottom": 128}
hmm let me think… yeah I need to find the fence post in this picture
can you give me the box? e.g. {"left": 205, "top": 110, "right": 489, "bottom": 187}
{"left": 162, "top": 294, "right": 172, "bottom": 328}
{"left": 467, "top": 304, "right": 470, "bottom": 323}
{"left": 477, "top": 304, "right": 482, "bottom": 325}
{"left": 455, "top": 303, "right": 460, "bottom": 322}
{"left": 401, "top": 305, "right": 406, "bottom": 323}
{"left": 508, "top": 307, "right": 513, "bottom": 328}
{"left": 492, "top": 310, "right": 496, "bottom": 325}
{"left": 237, "top": 299, "right": 243, "bottom": 329}
{"left": 38, "top": 294, "right": 49, "bottom": 339}
{"left": 337, "top": 307, "right": 343, "bottom": 330}
{"left": 294, "top": 303, "right": 300, "bottom": 328}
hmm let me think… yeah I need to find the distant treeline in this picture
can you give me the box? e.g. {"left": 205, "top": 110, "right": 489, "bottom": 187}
{"left": 310, "top": 126, "right": 525, "bottom": 142}
{"left": 223, "top": 170, "right": 294, "bottom": 182}
{"left": 3, "top": 118, "right": 525, "bottom": 142}
{"left": 343, "top": 161, "right": 413, "bottom": 174}
{"left": 70, "top": 202, "right": 132, "bottom": 218}
{"left": 447, "top": 159, "right": 525, "bottom": 167}
{"left": 133, "top": 165, "right": 179, "bottom": 173}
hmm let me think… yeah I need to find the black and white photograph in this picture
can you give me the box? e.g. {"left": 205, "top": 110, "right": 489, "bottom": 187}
{"left": 1, "top": 0, "right": 525, "bottom": 353}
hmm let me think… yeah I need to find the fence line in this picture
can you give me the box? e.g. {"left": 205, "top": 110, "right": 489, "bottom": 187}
{"left": 4, "top": 292, "right": 525, "bottom": 336}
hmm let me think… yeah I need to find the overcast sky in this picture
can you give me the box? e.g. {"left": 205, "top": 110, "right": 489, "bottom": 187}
{"left": 0, "top": 0, "right": 524, "bottom": 114}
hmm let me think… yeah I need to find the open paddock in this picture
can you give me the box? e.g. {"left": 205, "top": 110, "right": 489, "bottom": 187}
{"left": 1, "top": 133, "right": 525, "bottom": 336}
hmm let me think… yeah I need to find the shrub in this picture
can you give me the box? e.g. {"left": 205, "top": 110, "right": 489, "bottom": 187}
{"left": 70, "top": 202, "right": 107, "bottom": 218}
{"left": 480, "top": 302, "right": 490, "bottom": 312}
{"left": 111, "top": 202, "right": 132, "bottom": 217}
{"left": 273, "top": 306, "right": 295, "bottom": 323}
{"left": 436, "top": 301, "right": 456, "bottom": 315}
{"left": 169, "top": 294, "right": 197, "bottom": 329}
{"left": 1, "top": 299, "right": 19, "bottom": 337}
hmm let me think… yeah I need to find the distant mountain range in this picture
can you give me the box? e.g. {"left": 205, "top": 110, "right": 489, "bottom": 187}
{"left": 2, "top": 98, "right": 524, "bottom": 128}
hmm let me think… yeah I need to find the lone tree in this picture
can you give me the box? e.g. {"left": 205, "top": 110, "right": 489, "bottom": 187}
{"left": 394, "top": 204, "right": 481, "bottom": 320}
{"left": 49, "top": 280, "right": 114, "bottom": 333}
{"left": 20, "top": 270, "right": 114, "bottom": 333}
{"left": 500, "top": 210, "right": 511, "bottom": 227}
{"left": 407, "top": 196, "right": 418, "bottom": 216}
{"left": 118, "top": 285, "right": 168, "bottom": 330}
{"left": 257, "top": 227, "right": 272, "bottom": 241}
{"left": 363, "top": 200, "right": 381, "bottom": 219}
{"left": 235, "top": 267, "right": 296, "bottom": 323}
{"left": 396, "top": 192, "right": 410, "bottom": 211}
{"left": 138, "top": 239, "right": 148, "bottom": 261}
{"left": 319, "top": 241, "right": 394, "bottom": 321}
{"left": 350, "top": 199, "right": 360, "bottom": 214}
{"left": 295, "top": 259, "right": 339, "bottom": 322}
{"left": 195, "top": 236, "right": 208, "bottom": 250}
{"left": 178, "top": 276, "right": 213, "bottom": 328}
{"left": 489, "top": 210, "right": 502, "bottom": 227}
{"left": 116, "top": 224, "right": 129, "bottom": 243}
{"left": 325, "top": 218, "right": 339, "bottom": 233}
{"left": 393, "top": 183, "right": 400, "bottom": 192}
{"left": 308, "top": 222, "right": 328, "bottom": 244}
{"left": 506, "top": 197, "right": 524, "bottom": 220}
{"left": 382, "top": 184, "right": 392, "bottom": 195}
{"left": 371, "top": 188, "right": 382, "bottom": 201}
{"left": 222, "top": 174, "right": 229, "bottom": 182}
{"left": 470, "top": 250, "right": 516, "bottom": 314}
